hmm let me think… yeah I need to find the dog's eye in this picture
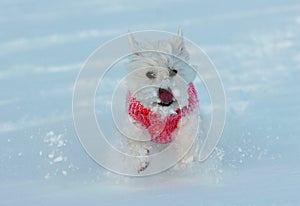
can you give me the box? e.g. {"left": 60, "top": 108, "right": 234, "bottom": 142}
{"left": 146, "top": 71, "right": 156, "bottom": 79}
{"left": 169, "top": 69, "right": 178, "bottom": 77}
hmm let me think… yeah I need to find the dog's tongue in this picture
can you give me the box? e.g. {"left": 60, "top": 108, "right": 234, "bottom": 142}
{"left": 159, "top": 88, "right": 173, "bottom": 105}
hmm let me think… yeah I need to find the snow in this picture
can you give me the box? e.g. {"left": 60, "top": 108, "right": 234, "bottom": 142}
{"left": 53, "top": 156, "right": 63, "bottom": 163}
{"left": 1, "top": 0, "right": 300, "bottom": 205}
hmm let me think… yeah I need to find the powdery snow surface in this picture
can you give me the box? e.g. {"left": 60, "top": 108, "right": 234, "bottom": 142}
{"left": 1, "top": 0, "right": 300, "bottom": 205}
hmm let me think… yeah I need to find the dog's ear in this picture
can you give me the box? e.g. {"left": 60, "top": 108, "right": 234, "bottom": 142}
{"left": 173, "top": 27, "right": 184, "bottom": 51}
{"left": 175, "top": 27, "right": 183, "bottom": 45}
{"left": 173, "top": 27, "right": 189, "bottom": 61}
{"left": 128, "top": 32, "right": 139, "bottom": 51}
{"left": 178, "top": 27, "right": 183, "bottom": 38}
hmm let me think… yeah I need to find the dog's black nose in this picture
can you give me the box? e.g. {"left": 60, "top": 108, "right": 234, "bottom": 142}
{"left": 158, "top": 88, "right": 173, "bottom": 106}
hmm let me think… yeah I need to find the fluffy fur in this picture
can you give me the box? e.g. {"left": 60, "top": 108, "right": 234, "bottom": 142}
{"left": 125, "top": 29, "right": 200, "bottom": 173}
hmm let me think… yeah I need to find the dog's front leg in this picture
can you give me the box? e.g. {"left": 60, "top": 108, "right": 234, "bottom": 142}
{"left": 126, "top": 140, "right": 151, "bottom": 173}
{"left": 174, "top": 113, "right": 200, "bottom": 164}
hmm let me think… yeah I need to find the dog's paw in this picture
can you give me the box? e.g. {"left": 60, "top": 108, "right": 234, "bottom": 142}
{"left": 137, "top": 161, "right": 150, "bottom": 173}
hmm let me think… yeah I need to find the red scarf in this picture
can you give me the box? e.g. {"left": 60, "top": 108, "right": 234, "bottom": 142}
{"left": 127, "top": 83, "right": 198, "bottom": 144}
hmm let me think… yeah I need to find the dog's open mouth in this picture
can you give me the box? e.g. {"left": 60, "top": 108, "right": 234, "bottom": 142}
{"left": 157, "top": 88, "right": 174, "bottom": 106}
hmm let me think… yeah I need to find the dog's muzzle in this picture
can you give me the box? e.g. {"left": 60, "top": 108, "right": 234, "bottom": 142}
{"left": 158, "top": 88, "right": 174, "bottom": 106}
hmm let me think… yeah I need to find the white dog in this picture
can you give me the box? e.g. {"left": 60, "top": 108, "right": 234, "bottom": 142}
{"left": 124, "top": 29, "right": 200, "bottom": 173}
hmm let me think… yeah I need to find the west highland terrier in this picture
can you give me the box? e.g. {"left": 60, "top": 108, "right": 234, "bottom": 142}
{"left": 124, "top": 29, "right": 200, "bottom": 173}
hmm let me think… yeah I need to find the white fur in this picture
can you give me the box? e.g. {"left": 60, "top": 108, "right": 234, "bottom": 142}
{"left": 125, "top": 29, "right": 200, "bottom": 173}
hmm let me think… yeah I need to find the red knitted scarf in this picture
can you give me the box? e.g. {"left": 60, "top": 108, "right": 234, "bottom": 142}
{"left": 127, "top": 83, "right": 198, "bottom": 144}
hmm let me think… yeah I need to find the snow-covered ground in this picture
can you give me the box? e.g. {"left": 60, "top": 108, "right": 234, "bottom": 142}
{"left": 1, "top": 0, "right": 300, "bottom": 205}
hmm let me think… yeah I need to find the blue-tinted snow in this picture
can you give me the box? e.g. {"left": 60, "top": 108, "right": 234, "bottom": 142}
{"left": 0, "top": 0, "right": 300, "bottom": 205}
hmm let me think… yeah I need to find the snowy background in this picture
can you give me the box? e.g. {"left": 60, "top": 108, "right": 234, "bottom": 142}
{"left": 1, "top": 0, "right": 300, "bottom": 205}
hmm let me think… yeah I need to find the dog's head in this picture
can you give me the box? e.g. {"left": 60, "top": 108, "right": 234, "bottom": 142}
{"left": 126, "top": 29, "right": 196, "bottom": 117}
